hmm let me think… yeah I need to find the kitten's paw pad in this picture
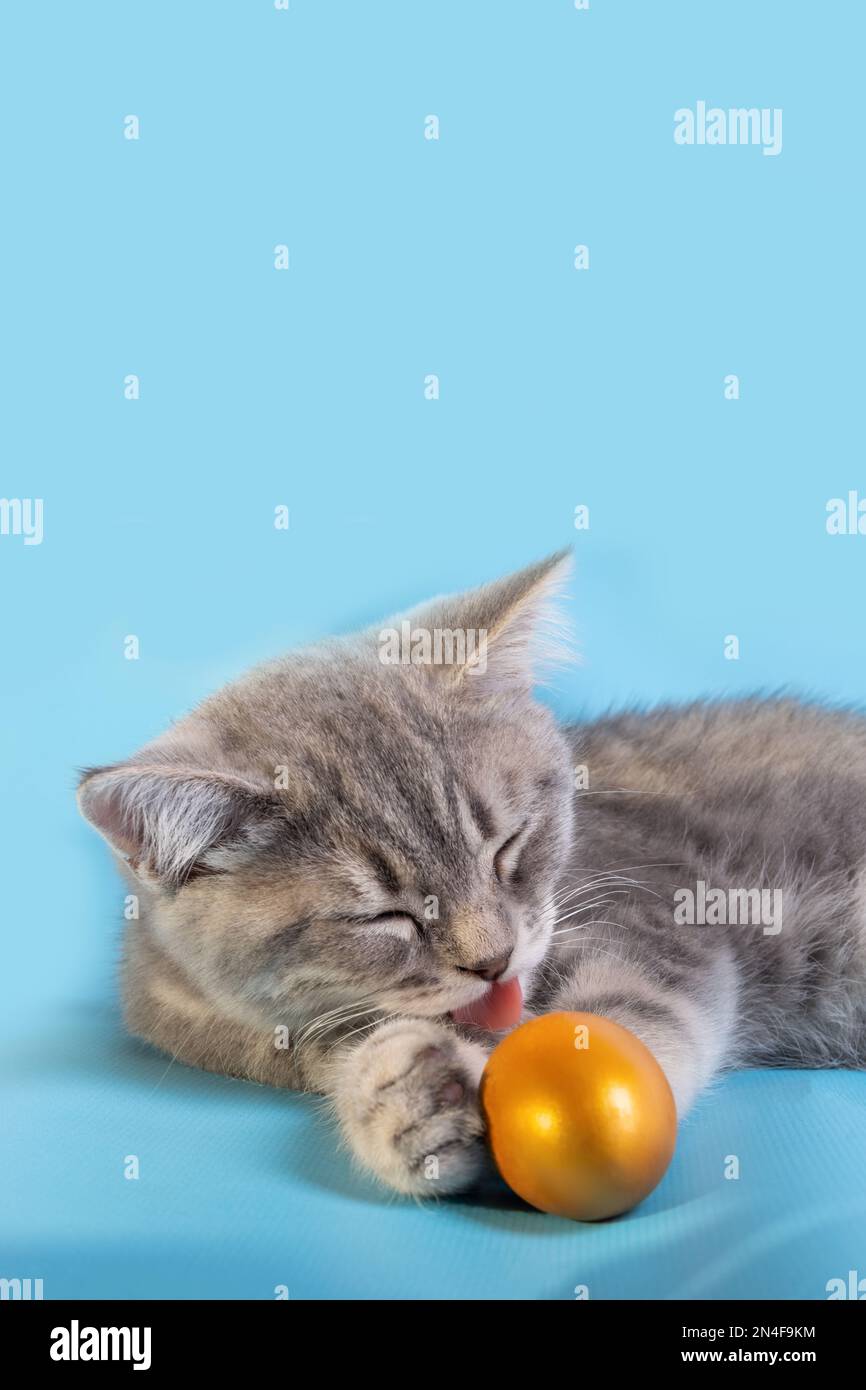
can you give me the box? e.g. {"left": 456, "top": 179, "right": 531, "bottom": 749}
{"left": 333, "top": 1019, "right": 488, "bottom": 1197}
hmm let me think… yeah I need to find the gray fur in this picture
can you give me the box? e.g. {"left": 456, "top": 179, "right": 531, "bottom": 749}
{"left": 78, "top": 554, "right": 866, "bottom": 1196}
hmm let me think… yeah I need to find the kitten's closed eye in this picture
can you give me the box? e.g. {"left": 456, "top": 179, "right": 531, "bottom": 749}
{"left": 351, "top": 912, "right": 422, "bottom": 942}
{"left": 494, "top": 825, "right": 527, "bottom": 883}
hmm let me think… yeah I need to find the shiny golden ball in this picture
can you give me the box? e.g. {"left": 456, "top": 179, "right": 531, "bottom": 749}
{"left": 480, "top": 1011, "right": 677, "bottom": 1221}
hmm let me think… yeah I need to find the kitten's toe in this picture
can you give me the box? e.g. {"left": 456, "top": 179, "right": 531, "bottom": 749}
{"left": 332, "top": 1018, "right": 490, "bottom": 1197}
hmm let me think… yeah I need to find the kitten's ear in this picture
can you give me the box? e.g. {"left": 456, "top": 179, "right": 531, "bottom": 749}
{"left": 387, "top": 549, "right": 573, "bottom": 694}
{"left": 77, "top": 763, "right": 280, "bottom": 887}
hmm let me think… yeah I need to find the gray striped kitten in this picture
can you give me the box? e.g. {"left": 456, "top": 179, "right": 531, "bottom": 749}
{"left": 78, "top": 553, "right": 866, "bottom": 1196}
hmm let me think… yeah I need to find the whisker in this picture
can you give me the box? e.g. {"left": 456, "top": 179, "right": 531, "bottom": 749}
{"left": 552, "top": 903, "right": 622, "bottom": 927}
{"left": 562, "top": 873, "right": 665, "bottom": 903}
{"left": 550, "top": 883, "right": 627, "bottom": 910}
{"left": 551, "top": 892, "right": 629, "bottom": 921}
{"left": 551, "top": 918, "right": 628, "bottom": 938}
{"left": 296, "top": 997, "right": 379, "bottom": 1047}
{"left": 549, "top": 878, "right": 656, "bottom": 911}
{"left": 549, "top": 933, "right": 634, "bottom": 964}
{"left": 574, "top": 788, "right": 662, "bottom": 796}
{"left": 559, "top": 861, "right": 687, "bottom": 887}
{"left": 324, "top": 1013, "right": 398, "bottom": 1057}
{"left": 303, "top": 1006, "right": 379, "bottom": 1045}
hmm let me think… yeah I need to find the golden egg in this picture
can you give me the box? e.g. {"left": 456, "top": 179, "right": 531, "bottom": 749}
{"left": 480, "top": 1011, "right": 677, "bottom": 1221}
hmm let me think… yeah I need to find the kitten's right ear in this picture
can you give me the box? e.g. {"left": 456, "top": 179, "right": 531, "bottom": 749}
{"left": 390, "top": 549, "right": 574, "bottom": 695}
{"left": 77, "top": 763, "right": 280, "bottom": 888}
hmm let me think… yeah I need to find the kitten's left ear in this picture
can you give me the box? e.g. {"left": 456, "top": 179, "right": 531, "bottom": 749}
{"left": 77, "top": 762, "right": 281, "bottom": 888}
{"left": 380, "top": 549, "right": 573, "bottom": 694}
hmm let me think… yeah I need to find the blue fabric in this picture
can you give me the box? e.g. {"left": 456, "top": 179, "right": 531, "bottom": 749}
{"left": 3, "top": 1003, "right": 864, "bottom": 1299}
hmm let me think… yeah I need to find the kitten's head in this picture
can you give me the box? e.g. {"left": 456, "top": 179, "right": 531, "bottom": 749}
{"left": 78, "top": 553, "right": 575, "bottom": 1037}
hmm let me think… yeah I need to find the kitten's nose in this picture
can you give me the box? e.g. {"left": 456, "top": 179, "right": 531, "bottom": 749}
{"left": 458, "top": 951, "right": 512, "bottom": 982}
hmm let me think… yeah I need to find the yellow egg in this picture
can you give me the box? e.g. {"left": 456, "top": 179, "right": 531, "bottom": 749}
{"left": 480, "top": 1011, "right": 677, "bottom": 1221}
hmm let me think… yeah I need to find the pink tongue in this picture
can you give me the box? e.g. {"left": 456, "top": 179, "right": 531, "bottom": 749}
{"left": 452, "top": 977, "right": 523, "bottom": 1031}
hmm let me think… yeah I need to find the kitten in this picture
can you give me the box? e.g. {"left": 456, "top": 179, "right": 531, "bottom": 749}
{"left": 78, "top": 553, "right": 866, "bottom": 1196}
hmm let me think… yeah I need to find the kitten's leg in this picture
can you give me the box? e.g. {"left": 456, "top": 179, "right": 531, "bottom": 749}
{"left": 545, "top": 939, "right": 740, "bottom": 1114}
{"left": 138, "top": 997, "right": 490, "bottom": 1194}
{"left": 124, "top": 926, "right": 342, "bottom": 1089}
{"left": 325, "top": 1018, "right": 490, "bottom": 1196}
{"left": 125, "top": 972, "right": 309, "bottom": 1089}
{"left": 127, "top": 950, "right": 490, "bottom": 1195}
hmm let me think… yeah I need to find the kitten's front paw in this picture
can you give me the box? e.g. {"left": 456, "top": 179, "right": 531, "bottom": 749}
{"left": 331, "top": 1018, "right": 489, "bottom": 1197}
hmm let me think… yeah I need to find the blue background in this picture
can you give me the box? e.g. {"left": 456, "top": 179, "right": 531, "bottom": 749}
{"left": 2, "top": 0, "right": 864, "bottom": 1299}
